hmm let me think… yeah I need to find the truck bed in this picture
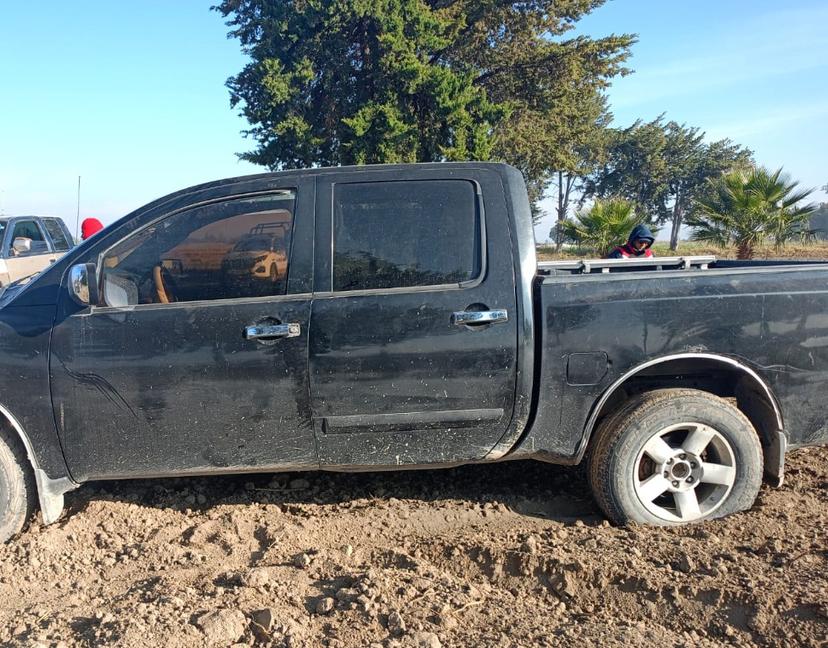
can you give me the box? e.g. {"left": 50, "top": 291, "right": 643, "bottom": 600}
{"left": 515, "top": 258, "right": 828, "bottom": 465}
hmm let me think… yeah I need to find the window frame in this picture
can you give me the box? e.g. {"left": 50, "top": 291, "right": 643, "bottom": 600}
{"left": 327, "top": 178, "right": 487, "bottom": 297}
{"left": 94, "top": 189, "right": 300, "bottom": 311}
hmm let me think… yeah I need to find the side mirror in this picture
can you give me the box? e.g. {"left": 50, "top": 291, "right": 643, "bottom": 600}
{"left": 68, "top": 263, "right": 99, "bottom": 306}
{"left": 12, "top": 237, "right": 32, "bottom": 255}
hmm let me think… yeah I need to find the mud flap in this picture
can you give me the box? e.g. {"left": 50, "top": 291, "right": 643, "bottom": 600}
{"left": 34, "top": 470, "right": 79, "bottom": 525}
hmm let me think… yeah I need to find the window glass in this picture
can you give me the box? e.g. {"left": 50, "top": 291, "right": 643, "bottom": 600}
{"left": 41, "top": 218, "right": 72, "bottom": 251}
{"left": 101, "top": 192, "right": 295, "bottom": 307}
{"left": 333, "top": 180, "right": 480, "bottom": 292}
{"left": 10, "top": 220, "right": 49, "bottom": 255}
{"left": 12, "top": 220, "right": 45, "bottom": 241}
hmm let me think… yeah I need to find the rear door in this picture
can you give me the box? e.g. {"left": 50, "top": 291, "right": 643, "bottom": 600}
{"left": 309, "top": 168, "right": 518, "bottom": 467}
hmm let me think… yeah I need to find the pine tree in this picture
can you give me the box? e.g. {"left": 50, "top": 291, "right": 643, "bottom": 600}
{"left": 215, "top": 0, "right": 634, "bottom": 217}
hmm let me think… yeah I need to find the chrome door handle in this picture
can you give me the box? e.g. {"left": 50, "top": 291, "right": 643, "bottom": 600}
{"left": 452, "top": 309, "right": 508, "bottom": 326}
{"left": 244, "top": 323, "right": 301, "bottom": 340}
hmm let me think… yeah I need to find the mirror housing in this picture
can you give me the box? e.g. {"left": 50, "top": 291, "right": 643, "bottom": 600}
{"left": 12, "top": 237, "right": 32, "bottom": 255}
{"left": 68, "top": 263, "right": 99, "bottom": 306}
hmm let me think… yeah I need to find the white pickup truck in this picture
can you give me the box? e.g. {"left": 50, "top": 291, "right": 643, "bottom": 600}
{"left": 0, "top": 216, "right": 74, "bottom": 286}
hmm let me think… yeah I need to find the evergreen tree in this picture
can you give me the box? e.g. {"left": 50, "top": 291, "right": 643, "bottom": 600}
{"left": 583, "top": 116, "right": 752, "bottom": 249}
{"left": 214, "top": 1, "right": 634, "bottom": 218}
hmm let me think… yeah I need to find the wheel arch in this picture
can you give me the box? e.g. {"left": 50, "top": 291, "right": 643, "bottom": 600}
{"left": 0, "top": 403, "right": 77, "bottom": 525}
{"left": 577, "top": 353, "right": 786, "bottom": 483}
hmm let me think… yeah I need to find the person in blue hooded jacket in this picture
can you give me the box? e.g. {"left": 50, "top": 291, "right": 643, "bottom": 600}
{"left": 607, "top": 224, "right": 655, "bottom": 259}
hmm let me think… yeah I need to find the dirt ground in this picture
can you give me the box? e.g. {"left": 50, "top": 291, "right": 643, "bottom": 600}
{"left": 0, "top": 447, "right": 825, "bottom": 648}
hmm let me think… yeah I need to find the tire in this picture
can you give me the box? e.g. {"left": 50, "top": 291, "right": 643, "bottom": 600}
{"left": 0, "top": 427, "right": 36, "bottom": 542}
{"left": 588, "top": 389, "right": 763, "bottom": 526}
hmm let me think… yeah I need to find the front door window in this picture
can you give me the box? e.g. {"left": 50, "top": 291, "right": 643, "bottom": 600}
{"left": 9, "top": 220, "right": 49, "bottom": 256}
{"left": 100, "top": 192, "right": 295, "bottom": 307}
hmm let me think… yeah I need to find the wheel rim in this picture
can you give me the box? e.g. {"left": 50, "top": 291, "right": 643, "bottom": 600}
{"left": 633, "top": 422, "right": 737, "bottom": 523}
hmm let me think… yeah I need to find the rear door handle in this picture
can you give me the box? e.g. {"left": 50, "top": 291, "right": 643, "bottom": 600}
{"left": 244, "top": 323, "right": 301, "bottom": 340}
{"left": 452, "top": 310, "right": 508, "bottom": 326}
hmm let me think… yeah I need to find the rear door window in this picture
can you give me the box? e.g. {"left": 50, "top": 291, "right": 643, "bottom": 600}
{"left": 332, "top": 180, "right": 481, "bottom": 292}
{"left": 41, "top": 218, "right": 73, "bottom": 251}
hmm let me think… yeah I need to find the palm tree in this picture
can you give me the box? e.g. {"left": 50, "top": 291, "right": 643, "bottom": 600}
{"left": 689, "top": 167, "right": 816, "bottom": 259}
{"left": 561, "top": 198, "right": 642, "bottom": 257}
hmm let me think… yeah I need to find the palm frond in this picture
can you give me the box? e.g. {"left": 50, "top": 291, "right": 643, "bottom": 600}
{"left": 690, "top": 166, "right": 817, "bottom": 257}
{"left": 562, "top": 198, "right": 644, "bottom": 256}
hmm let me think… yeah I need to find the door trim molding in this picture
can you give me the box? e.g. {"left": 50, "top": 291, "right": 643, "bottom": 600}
{"left": 318, "top": 408, "right": 505, "bottom": 435}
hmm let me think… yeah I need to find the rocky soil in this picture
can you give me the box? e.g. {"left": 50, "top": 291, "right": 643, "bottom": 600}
{"left": 0, "top": 447, "right": 826, "bottom": 648}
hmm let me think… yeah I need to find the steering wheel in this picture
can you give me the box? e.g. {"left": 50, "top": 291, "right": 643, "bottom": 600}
{"left": 152, "top": 265, "right": 174, "bottom": 304}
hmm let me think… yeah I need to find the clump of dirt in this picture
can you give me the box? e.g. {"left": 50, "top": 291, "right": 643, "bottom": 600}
{"left": 1, "top": 448, "right": 826, "bottom": 647}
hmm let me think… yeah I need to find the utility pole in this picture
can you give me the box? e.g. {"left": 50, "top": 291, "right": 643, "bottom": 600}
{"left": 74, "top": 176, "right": 81, "bottom": 242}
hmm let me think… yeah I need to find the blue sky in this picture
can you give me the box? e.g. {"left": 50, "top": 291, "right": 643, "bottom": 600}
{"left": 1, "top": 1, "right": 826, "bottom": 240}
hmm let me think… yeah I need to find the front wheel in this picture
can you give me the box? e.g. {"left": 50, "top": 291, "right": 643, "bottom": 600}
{"left": 588, "top": 389, "right": 763, "bottom": 525}
{"left": 0, "top": 427, "right": 36, "bottom": 542}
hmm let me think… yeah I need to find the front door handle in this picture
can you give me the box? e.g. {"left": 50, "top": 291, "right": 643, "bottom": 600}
{"left": 452, "top": 309, "right": 509, "bottom": 326}
{"left": 244, "top": 323, "right": 301, "bottom": 340}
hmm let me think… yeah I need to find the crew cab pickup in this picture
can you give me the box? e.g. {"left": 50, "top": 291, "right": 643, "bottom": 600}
{"left": 0, "top": 162, "right": 826, "bottom": 541}
{"left": 0, "top": 216, "right": 74, "bottom": 287}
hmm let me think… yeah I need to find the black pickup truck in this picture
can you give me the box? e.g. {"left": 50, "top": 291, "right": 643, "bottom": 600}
{"left": 0, "top": 162, "right": 826, "bottom": 541}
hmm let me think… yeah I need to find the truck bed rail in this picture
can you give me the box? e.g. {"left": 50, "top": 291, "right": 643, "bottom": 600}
{"left": 537, "top": 255, "right": 716, "bottom": 275}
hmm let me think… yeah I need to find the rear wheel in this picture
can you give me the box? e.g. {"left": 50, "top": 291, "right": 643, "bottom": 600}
{"left": 588, "top": 389, "right": 763, "bottom": 525}
{"left": 0, "top": 427, "right": 36, "bottom": 542}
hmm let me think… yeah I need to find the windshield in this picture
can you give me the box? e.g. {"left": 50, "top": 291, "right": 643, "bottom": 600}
{"left": 0, "top": 220, "right": 6, "bottom": 243}
{"left": 233, "top": 236, "right": 271, "bottom": 252}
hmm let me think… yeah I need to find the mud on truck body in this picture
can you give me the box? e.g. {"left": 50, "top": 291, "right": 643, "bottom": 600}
{"left": 0, "top": 162, "right": 826, "bottom": 541}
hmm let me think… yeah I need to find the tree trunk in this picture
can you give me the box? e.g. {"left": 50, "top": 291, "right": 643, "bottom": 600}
{"left": 736, "top": 240, "right": 753, "bottom": 259}
{"left": 669, "top": 189, "right": 682, "bottom": 251}
{"left": 555, "top": 172, "right": 574, "bottom": 252}
{"left": 555, "top": 172, "right": 564, "bottom": 251}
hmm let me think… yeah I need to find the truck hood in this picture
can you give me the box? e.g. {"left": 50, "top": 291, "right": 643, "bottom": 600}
{"left": 0, "top": 278, "right": 30, "bottom": 305}
{"left": 0, "top": 274, "right": 54, "bottom": 309}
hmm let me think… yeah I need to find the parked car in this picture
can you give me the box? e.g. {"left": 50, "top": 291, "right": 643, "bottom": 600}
{"left": 0, "top": 216, "right": 74, "bottom": 287}
{"left": 0, "top": 163, "right": 826, "bottom": 542}
{"left": 221, "top": 223, "right": 290, "bottom": 293}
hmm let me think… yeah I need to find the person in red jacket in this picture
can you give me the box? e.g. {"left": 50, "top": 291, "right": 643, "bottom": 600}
{"left": 606, "top": 224, "right": 655, "bottom": 259}
{"left": 81, "top": 217, "right": 104, "bottom": 240}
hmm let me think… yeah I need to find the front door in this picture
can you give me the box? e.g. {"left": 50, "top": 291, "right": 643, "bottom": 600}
{"left": 50, "top": 186, "right": 317, "bottom": 481}
{"left": 309, "top": 169, "right": 518, "bottom": 467}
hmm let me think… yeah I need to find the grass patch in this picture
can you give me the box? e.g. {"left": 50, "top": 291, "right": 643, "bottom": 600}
{"left": 537, "top": 241, "right": 828, "bottom": 261}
